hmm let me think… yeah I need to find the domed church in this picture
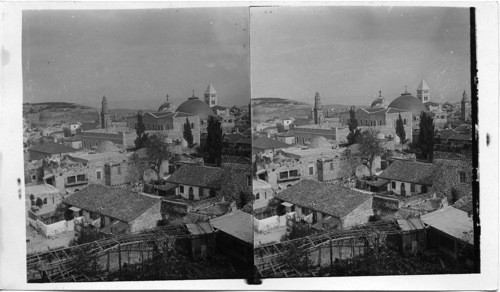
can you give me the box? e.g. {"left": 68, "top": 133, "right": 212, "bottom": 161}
{"left": 388, "top": 86, "right": 428, "bottom": 123}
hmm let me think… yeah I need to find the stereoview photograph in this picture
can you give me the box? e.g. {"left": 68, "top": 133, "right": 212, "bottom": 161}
{"left": 251, "top": 6, "right": 478, "bottom": 278}
{"left": 23, "top": 8, "right": 253, "bottom": 282}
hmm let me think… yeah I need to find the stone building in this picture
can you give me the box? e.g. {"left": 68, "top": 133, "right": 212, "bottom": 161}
{"left": 100, "top": 96, "right": 111, "bottom": 129}
{"left": 79, "top": 128, "right": 137, "bottom": 150}
{"left": 126, "top": 111, "right": 201, "bottom": 146}
{"left": 176, "top": 91, "right": 217, "bottom": 133}
{"left": 204, "top": 83, "right": 218, "bottom": 107}
{"left": 166, "top": 164, "right": 224, "bottom": 201}
{"left": 416, "top": 78, "right": 431, "bottom": 103}
{"left": 378, "top": 160, "right": 436, "bottom": 196}
{"left": 64, "top": 184, "right": 162, "bottom": 234}
{"left": 220, "top": 157, "right": 252, "bottom": 204}
{"left": 28, "top": 142, "right": 77, "bottom": 161}
{"left": 338, "top": 107, "right": 414, "bottom": 143}
{"left": 275, "top": 179, "right": 374, "bottom": 230}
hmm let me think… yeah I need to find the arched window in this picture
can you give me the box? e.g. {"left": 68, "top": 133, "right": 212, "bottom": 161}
{"left": 43, "top": 198, "right": 47, "bottom": 204}
{"left": 256, "top": 192, "right": 260, "bottom": 200}
{"left": 191, "top": 123, "right": 194, "bottom": 129}
{"left": 403, "top": 118, "right": 407, "bottom": 125}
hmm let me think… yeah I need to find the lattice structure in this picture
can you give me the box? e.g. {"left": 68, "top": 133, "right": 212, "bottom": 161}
{"left": 254, "top": 220, "right": 402, "bottom": 278}
{"left": 27, "top": 225, "right": 191, "bottom": 282}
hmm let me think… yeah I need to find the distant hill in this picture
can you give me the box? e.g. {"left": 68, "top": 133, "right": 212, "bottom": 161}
{"left": 23, "top": 102, "right": 95, "bottom": 111}
{"left": 251, "top": 97, "right": 310, "bottom": 106}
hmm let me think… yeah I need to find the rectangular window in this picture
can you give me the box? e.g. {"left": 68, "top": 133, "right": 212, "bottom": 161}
{"left": 330, "top": 162, "right": 334, "bottom": 170}
{"left": 246, "top": 175, "right": 252, "bottom": 187}
{"left": 309, "top": 166, "right": 314, "bottom": 175}
{"left": 180, "top": 185, "right": 184, "bottom": 193}
{"left": 77, "top": 174, "right": 86, "bottom": 181}
{"left": 67, "top": 176, "right": 76, "bottom": 184}
{"left": 96, "top": 171, "right": 102, "bottom": 180}
{"left": 289, "top": 170, "right": 299, "bottom": 177}
{"left": 117, "top": 167, "right": 122, "bottom": 175}
{"left": 392, "top": 181, "right": 396, "bottom": 189}
{"left": 279, "top": 172, "right": 288, "bottom": 179}
{"left": 459, "top": 171, "right": 466, "bottom": 183}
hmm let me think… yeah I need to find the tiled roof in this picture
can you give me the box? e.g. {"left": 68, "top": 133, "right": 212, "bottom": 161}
{"left": 210, "top": 209, "right": 253, "bottom": 244}
{"left": 64, "top": 184, "right": 161, "bottom": 222}
{"left": 29, "top": 142, "right": 77, "bottom": 154}
{"left": 224, "top": 133, "right": 252, "bottom": 145}
{"left": 252, "top": 137, "right": 292, "bottom": 150}
{"left": 378, "top": 160, "right": 437, "bottom": 185}
{"left": 421, "top": 206, "right": 473, "bottom": 244}
{"left": 166, "top": 164, "right": 224, "bottom": 189}
{"left": 275, "top": 180, "right": 372, "bottom": 218}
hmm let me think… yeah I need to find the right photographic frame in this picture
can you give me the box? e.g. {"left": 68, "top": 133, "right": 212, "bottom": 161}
{"left": 250, "top": 5, "right": 480, "bottom": 278}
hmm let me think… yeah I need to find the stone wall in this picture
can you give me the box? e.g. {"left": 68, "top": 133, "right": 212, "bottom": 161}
{"left": 130, "top": 200, "right": 162, "bottom": 233}
{"left": 221, "top": 162, "right": 252, "bottom": 201}
{"left": 341, "top": 197, "right": 374, "bottom": 229}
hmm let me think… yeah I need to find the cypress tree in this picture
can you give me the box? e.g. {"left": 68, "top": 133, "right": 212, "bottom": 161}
{"left": 183, "top": 117, "right": 194, "bottom": 147}
{"left": 395, "top": 113, "right": 406, "bottom": 144}
{"left": 418, "top": 112, "right": 435, "bottom": 162}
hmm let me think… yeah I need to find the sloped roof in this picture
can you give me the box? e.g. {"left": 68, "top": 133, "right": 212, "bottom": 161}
{"left": 210, "top": 209, "right": 252, "bottom": 244}
{"left": 417, "top": 78, "right": 430, "bottom": 90}
{"left": 64, "top": 184, "right": 161, "bottom": 222}
{"left": 166, "top": 164, "right": 224, "bottom": 189}
{"left": 275, "top": 180, "right": 372, "bottom": 218}
{"left": 378, "top": 160, "right": 437, "bottom": 185}
{"left": 205, "top": 83, "right": 217, "bottom": 95}
{"left": 224, "top": 133, "right": 252, "bottom": 145}
{"left": 211, "top": 105, "right": 227, "bottom": 111}
{"left": 252, "top": 137, "right": 292, "bottom": 150}
{"left": 421, "top": 206, "right": 473, "bottom": 244}
{"left": 29, "top": 142, "right": 77, "bottom": 154}
{"left": 453, "top": 194, "right": 473, "bottom": 214}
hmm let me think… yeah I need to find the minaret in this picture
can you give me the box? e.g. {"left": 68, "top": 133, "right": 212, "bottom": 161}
{"left": 100, "top": 96, "right": 111, "bottom": 129}
{"left": 204, "top": 83, "right": 218, "bottom": 107}
{"left": 416, "top": 78, "right": 430, "bottom": 103}
{"left": 461, "top": 90, "right": 468, "bottom": 121}
{"left": 313, "top": 91, "right": 323, "bottom": 125}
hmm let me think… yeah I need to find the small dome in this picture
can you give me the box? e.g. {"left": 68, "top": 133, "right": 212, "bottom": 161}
{"left": 158, "top": 95, "right": 175, "bottom": 112}
{"left": 389, "top": 92, "right": 427, "bottom": 116}
{"left": 309, "top": 136, "right": 330, "bottom": 148}
{"left": 371, "top": 97, "right": 389, "bottom": 108}
{"left": 39, "top": 111, "right": 53, "bottom": 121}
{"left": 176, "top": 94, "right": 215, "bottom": 120}
{"left": 97, "top": 140, "right": 119, "bottom": 153}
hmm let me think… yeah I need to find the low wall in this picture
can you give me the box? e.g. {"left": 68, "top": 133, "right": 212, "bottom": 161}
{"left": 29, "top": 218, "right": 70, "bottom": 237}
{"left": 254, "top": 212, "right": 295, "bottom": 233}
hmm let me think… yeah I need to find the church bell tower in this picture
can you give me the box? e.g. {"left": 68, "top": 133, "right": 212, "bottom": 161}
{"left": 416, "top": 78, "right": 431, "bottom": 103}
{"left": 204, "top": 83, "right": 218, "bottom": 107}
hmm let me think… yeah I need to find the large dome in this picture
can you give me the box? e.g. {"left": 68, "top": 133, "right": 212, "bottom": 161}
{"left": 176, "top": 96, "right": 215, "bottom": 120}
{"left": 158, "top": 95, "right": 175, "bottom": 112}
{"left": 97, "top": 140, "right": 119, "bottom": 153}
{"left": 309, "top": 136, "right": 330, "bottom": 148}
{"left": 388, "top": 92, "right": 427, "bottom": 116}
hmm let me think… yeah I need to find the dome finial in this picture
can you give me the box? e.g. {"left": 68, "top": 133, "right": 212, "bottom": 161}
{"left": 192, "top": 89, "right": 195, "bottom": 97}
{"left": 405, "top": 86, "right": 408, "bottom": 93}
{"left": 166, "top": 94, "right": 169, "bottom": 101}
{"left": 379, "top": 90, "right": 382, "bottom": 97}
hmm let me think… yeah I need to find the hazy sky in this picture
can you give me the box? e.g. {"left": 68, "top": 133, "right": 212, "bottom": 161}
{"left": 251, "top": 6, "right": 471, "bottom": 106}
{"left": 23, "top": 8, "right": 250, "bottom": 110}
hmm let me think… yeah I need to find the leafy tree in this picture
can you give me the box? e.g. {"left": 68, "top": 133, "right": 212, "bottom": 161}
{"left": 146, "top": 133, "right": 173, "bottom": 181}
{"left": 35, "top": 197, "right": 43, "bottom": 208}
{"left": 134, "top": 111, "right": 149, "bottom": 149}
{"left": 62, "top": 127, "right": 72, "bottom": 137}
{"left": 281, "top": 221, "right": 315, "bottom": 241}
{"left": 205, "top": 116, "right": 223, "bottom": 166}
{"left": 70, "top": 226, "right": 106, "bottom": 246}
{"left": 358, "top": 129, "right": 384, "bottom": 177}
{"left": 347, "top": 106, "right": 361, "bottom": 145}
{"left": 395, "top": 113, "right": 406, "bottom": 144}
{"left": 183, "top": 117, "right": 194, "bottom": 147}
{"left": 338, "top": 148, "right": 358, "bottom": 179}
{"left": 418, "top": 112, "right": 435, "bottom": 162}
